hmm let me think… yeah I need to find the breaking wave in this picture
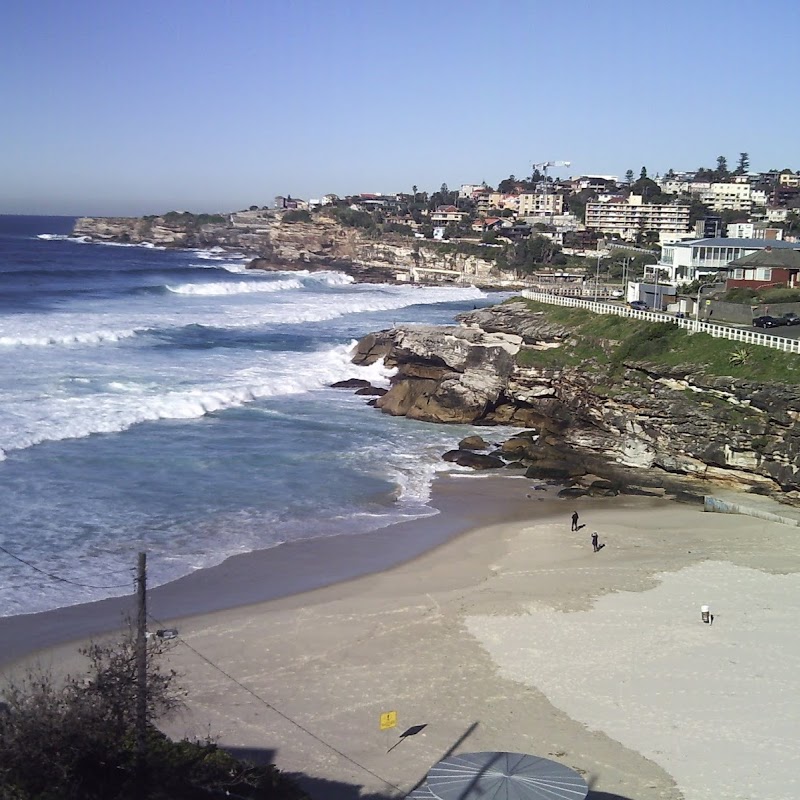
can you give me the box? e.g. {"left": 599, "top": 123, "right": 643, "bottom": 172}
{"left": 0, "top": 328, "right": 140, "bottom": 348}
{"left": 166, "top": 278, "right": 304, "bottom": 296}
{"left": 0, "top": 344, "right": 394, "bottom": 458}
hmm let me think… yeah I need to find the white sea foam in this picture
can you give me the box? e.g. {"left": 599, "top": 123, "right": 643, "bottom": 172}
{"left": 166, "top": 278, "right": 304, "bottom": 296}
{"left": 0, "top": 328, "right": 140, "bottom": 348}
{"left": 0, "top": 284, "right": 486, "bottom": 353}
{"left": 193, "top": 248, "right": 246, "bottom": 260}
{"left": 36, "top": 233, "right": 89, "bottom": 243}
{"left": 0, "top": 344, "right": 396, "bottom": 457}
{"left": 304, "top": 271, "right": 355, "bottom": 287}
{"left": 235, "top": 284, "right": 486, "bottom": 325}
{"left": 93, "top": 240, "right": 166, "bottom": 250}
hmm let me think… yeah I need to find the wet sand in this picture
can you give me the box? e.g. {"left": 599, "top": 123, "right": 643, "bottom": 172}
{"left": 4, "top": 474, "right": 800, "bottom": 800}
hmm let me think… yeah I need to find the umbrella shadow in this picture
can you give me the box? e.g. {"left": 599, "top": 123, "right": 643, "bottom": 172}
{"left": 587, "top": 793, "right": 635, "bottom": 800}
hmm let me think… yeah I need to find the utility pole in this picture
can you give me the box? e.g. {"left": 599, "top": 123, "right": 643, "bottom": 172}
{"left": 136, "top": 552, "right": 147, "bottom": 798}
{"left": 594, "top": 251, "right": 602, "bottom": 302}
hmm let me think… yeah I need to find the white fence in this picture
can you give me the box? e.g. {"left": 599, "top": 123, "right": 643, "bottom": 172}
{"left": 520, "top": 290, "right": 800, "bottom": 355}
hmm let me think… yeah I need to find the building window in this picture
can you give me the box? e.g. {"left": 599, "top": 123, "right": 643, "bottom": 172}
{"left": 755, "top": 268, "right": 772, "bottom": 281}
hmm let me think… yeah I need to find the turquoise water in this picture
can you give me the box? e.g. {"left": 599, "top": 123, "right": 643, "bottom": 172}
{"left": 0, "top": 216, "right": 507, "bottom": 616}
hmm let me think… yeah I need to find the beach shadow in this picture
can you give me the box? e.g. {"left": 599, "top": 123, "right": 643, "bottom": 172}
{"left": 224, "top": 743, "right": 637, "bottom": 800}
{"left": 224, "top": 747, "right": 395, "bottom": 799}
{"left": 597, "top": 543, "right": 606, "bottom": 551}
{"left": 388, "top": 723, "right": 428, "bottom": 753}
{"left": 290, "top": 774, "right": 397, "bottom": 799}
{"left": 224, "top": 745, "right": 278, "bottom": 765}
{"left": 576, "top": 524, "right": 587, "bottom": 531}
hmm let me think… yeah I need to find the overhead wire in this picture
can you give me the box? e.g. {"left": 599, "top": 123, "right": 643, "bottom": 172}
{"left": 0, "top": 543, "right": 133, "bottom": 590}
{"left": 0, "top": 545, "right": 402, "bottom": 794}
{"left": 149, "top": 612, "right": 404, "bottom": 796}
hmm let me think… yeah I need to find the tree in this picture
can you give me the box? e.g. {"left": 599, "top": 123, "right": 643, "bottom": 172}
{"left": 0, "top": 629, "right": 182, "bottom": 798}
{"left": 496, "top": 235, "right": 565, "bottom": 276}
{"left": 567, "top": 189, "right": 596, "bottom": 222}
{"left": 625, "top": 169, "right": 634, "bottom": 185}
{"left": 412, "top": 185, "right": 418, "bottom": 201}
{"left": 665, "top": 168, "right": 676, "bottom": 180}
{"left": 715, "top": 155, "right": 729, "bottom": 179}
{"left": 685, "top": 194, "right": 713, "bottom": 224}
{"left": 735, "top": 152, "right": 750, "bottom": 175}
{"left": 282, "top": 209, "right": 312, "bottom": 223}
{"left": 631, "top": 176, "right": 662, "bottom": 203}
{"left": 639, "top": 166, "right": 648, "bottom": 181}
{"left": 780, "top": 210, "right": 800, "bottom": 236}
{"left": 0, "top": 630, "right": 307, "bottom": 799}
{"left": 497, "top": 175, "right": 518, "bottom": 193}
{"left": 694, "top": 166, "right": 715, "bottom": 182}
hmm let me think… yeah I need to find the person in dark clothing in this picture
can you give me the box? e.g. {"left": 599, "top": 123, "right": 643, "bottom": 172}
{"left": 571, "top": 511, "right": 579, "bottom": 531}
{"left": 591, "top": 531, "right": 599, "bottom": 552}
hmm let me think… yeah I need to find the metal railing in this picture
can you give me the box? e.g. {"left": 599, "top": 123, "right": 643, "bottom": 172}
{"left": 520, "top": 290, "right": 800, "bottom": 354}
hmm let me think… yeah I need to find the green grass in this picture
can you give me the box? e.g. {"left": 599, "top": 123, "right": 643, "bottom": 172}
{"left": 514, "top": 298, "right": 800, "bottom": 383}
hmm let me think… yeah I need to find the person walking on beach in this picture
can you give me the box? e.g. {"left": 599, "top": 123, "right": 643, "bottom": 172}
{"left": 591, "top": 531, "right": 599, "bottom": 552}
{"left": 571, "top": 511, "right": 579, "bottom": 531}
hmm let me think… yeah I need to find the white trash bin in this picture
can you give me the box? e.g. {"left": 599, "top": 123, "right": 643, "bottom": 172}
{"left": 701, "top": 605, "right": 710, "bottom": 623}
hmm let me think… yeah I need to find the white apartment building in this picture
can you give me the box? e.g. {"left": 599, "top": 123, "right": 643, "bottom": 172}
{"left": 658, "top": 237, "right": 800, "bottom": 283}
{"left": 767, "top": 207, "right": 789, "bottom": 222}
{"left": 431, "top": 206, "right": 466, "bottom": 224}
{"left": 657, "top": 178, "right": 690, "bottom": 195}
{"left": 569, "top": 175, "right": 618, "bottom": 192}
{"left": 726, "top": 223, "right": 784, "bottom": 240}
{"left": 699, "top": 182, "right": 755, "bottom": 212}
{"left": 518, "top": 192, "right": 564, "bottom": 216}
{"left": 585, "top": 195, "right": 690, "bottom": 240}
{"left": 459, "top": 184, "right": 485, "bottom": 199}
{"left": 485, "top": 192, "right": 520, "bottom": 212}
{"left": 779, "top": 173, "right": 800, "bottom": 187}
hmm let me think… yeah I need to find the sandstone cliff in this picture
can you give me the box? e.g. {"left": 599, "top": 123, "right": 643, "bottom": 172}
{"left": 72, "top": 214, "right": 502, "bottom": 285}
{"left": 352, "top": 302, "right": 800, "bottom": 503}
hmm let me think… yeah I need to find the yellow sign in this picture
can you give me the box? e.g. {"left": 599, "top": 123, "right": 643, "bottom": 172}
{"left": 380, "top": 711, "right": 397, "bottom": 730}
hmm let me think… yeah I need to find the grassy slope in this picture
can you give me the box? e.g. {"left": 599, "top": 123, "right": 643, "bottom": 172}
{"left": 514, "top": 299, "right": 800, "bottom": 385}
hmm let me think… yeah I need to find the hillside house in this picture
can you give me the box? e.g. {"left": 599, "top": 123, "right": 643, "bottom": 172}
{"left": 724, "top": 247, "right": 800, "bottom": 290}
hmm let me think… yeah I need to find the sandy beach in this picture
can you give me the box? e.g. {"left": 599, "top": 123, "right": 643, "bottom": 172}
{"left": 4, "top": 474, "right": 800, "bottom": 800}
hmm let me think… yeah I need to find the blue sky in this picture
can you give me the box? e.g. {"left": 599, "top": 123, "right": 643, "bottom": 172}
{"left": 2, "top": 0, "right": 799, "bottom": 216}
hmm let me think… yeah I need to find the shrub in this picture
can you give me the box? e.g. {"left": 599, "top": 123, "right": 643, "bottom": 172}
{"left": 282, "top": 209, "right": 312, "bottom": 223}
{"left": 0, "top": 629, "right": 308, "bottom": 799}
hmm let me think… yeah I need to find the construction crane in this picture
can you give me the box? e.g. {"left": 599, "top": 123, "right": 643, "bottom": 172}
{"left": 532, "top": 160, "right": 571, "bottom": 187}
{"left": 531, "top": 160, "right": 571, "bottom": 222}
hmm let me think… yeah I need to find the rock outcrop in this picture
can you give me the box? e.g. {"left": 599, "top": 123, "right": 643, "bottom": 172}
{"left": 353, "top": 302, "right": 800, "bottom": 503}
{"left": 72, "top": 214, "right": 502, "bottom": 285}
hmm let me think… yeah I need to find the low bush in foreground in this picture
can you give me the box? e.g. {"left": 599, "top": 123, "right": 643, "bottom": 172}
{"left": 0, "top": 630, "right": 308, "bottom": 799}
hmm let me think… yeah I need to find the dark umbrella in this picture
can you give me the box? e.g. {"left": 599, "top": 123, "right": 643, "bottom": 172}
{"left": 424, "top": 751, "right": 588, "bottom": 800}
{"left": 405, "top": 784, "right": 438, "bottom": 798}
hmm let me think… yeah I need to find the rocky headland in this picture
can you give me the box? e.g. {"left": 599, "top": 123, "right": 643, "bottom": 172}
{"left": 72, "top": 212, "right": 502, "bottom": 285}
{"left": 349, "top": 300, "right": 800, "bottom": 504}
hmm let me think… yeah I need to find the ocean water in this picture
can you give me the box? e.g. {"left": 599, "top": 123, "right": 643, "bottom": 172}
{"left": 0, "top": 215, "right": 508, "bottom": 617}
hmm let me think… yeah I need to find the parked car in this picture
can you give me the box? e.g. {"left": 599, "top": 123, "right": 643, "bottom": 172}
{"left": 628, "top": 300, "right": 649, "bottom": 311}
{"left": 781, "top": 312, "right": 800, "bottom": 326}
{"left": 752, "top": 315, "right": 786, "bottom": 328}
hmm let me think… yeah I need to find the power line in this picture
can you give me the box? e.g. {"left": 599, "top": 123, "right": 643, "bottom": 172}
{"left": 0, "top": 544, "right": 132, "bottom": 590}
{"left": 149, "top": 613, "right": 403, "bottom": 796}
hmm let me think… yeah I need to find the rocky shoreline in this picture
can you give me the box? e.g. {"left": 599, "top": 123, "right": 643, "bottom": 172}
{"left": 71, "top": 214, "right": 505, "bottom": 287}
{"left": 343, "top": 302, "right": 800, "bottom": 505}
